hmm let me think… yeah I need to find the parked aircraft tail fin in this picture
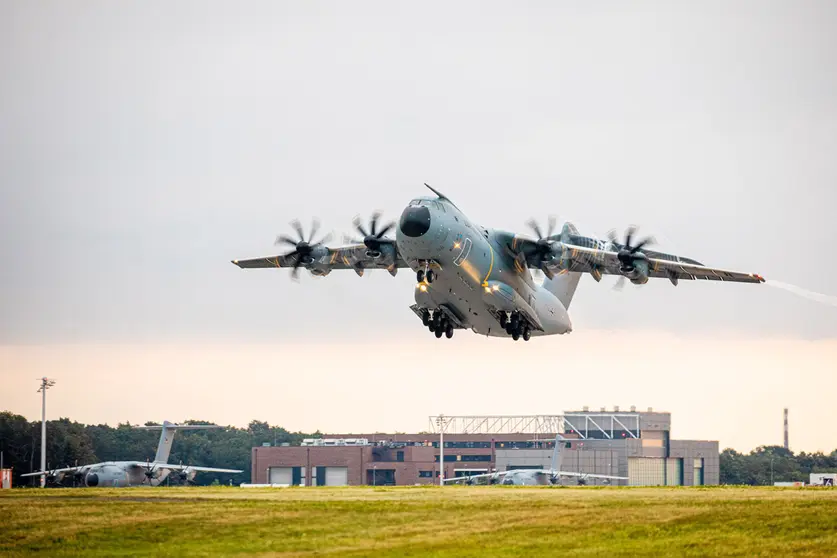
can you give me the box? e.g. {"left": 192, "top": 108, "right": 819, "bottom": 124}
{"left": 135, "top": 421, "right": 221, "bottom": 464}
{"left": 551, "top": 434, "right": 565, "bottom": 472}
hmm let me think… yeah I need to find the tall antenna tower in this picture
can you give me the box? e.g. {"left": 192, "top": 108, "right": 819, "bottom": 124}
{"left": 783, "top": 408, "right": 789, "bottom": 451}
{"left": 37, "top": 377, "right": 56, "bottom": 488}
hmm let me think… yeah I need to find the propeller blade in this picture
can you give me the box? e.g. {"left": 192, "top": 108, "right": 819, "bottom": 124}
{"left": 547, "top": 215, "right": 556, "bottom": 238}
{"left": 375, "top": 222, "right": 394, "bottom": 238}
{"left": 614, "top": 276, "right": 626, "bottom": 291}
{"left": 353, "top": 216, "right": 369, "bottom": 238}
{"left": 308, "top": 218, "right": 321, "bottom": 244}
{"left": 291, "top": 262, "right": 302, "bottom": 281}
{"left": 607, "top": 229, "right": 618, "bottom": 246}
{"left": 275, "top": 235, "right": 298, "bottom": 247}
{"left": 527, "top": 219, "right": 543, "bottom": 240}
{"left": 291, "top": 219, "right": 305, "bottom": 242}
{"left": 370, "top": 211, "right": 381, "bottom": 236}
{"left": 316, "top": 232, "right": 333, "bottom": 246}
{"left": 281, "top": 249, "right": 299, "bottom": 260}
{"left": 631, "top": 237, "right": 654, "bottom": 253}
{"left": 624, "top": 226, "right": 635, "bottom": 249}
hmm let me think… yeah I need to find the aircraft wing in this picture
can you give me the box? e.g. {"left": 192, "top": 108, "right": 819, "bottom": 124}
{"left": 558, "top": 244, "right": 765, "bottom": 284}
{"left": 138, "top": 463, "right": 243, "bottom": 474}
{"left": 21, "top": 466, "right": 85, "bottom": 477}
{"left": 441, "top": 472, "right": 501, "bottom": 484}
{"left": 232, "top": 244, "right": 409, "bottom": 276}
{"left": 556, "top": 470, "right": 628, "bottom": 480}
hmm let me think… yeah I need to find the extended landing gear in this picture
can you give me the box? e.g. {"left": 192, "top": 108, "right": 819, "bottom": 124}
{"left": 416, "top": 266, "right": 435, "bottom": 284}
{"left": 424, "top": 310, "right": 454, "bottom": 339}
{"left": 501, "top": 312, "right": 531, "bottom": 341}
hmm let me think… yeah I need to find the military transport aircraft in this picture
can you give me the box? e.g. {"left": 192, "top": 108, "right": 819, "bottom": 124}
{"left": 22, "top": 421, "right": 242, "bottom": 487}
{"left": 233, "top": 184, "right": 764, "bottom": 340}
{"left": 442, "top": 435, "right": 628, "bottom": 486}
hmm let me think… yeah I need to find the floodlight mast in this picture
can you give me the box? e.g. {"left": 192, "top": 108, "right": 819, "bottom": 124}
{"left": 37, "top": 377, "right": 56, "bottom": 488}
{"left": 435, "top": 414, "right": 448, "bottom": 485}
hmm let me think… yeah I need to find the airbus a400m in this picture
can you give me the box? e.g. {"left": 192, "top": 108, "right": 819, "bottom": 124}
{"left": 233, "top": 185, "right": 764, "bottom": 341}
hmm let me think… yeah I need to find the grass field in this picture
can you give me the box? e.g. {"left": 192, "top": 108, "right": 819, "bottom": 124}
{"left": 2, "top": 486, "right": 837, "bottom": 557}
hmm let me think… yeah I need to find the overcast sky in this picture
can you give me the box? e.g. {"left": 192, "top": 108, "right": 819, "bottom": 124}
{"left": 2, "top": 1, "right": 836, "bottom": 451}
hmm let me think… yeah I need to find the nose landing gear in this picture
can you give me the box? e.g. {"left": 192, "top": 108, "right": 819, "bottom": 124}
{"left": 416, "top": 263, "right": 436, "bottom": 284}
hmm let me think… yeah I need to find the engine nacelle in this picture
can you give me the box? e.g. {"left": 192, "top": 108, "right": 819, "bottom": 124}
{"left": 622, "top": 261, "right": 649, "bottom": 285}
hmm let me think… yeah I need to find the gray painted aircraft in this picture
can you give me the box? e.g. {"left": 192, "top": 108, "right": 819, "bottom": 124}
{"left": 233, "top": 184, "right": 764, "bottom": 340}
{"left": 21, "top": 421, "right": 242, "bottom": 487}
{"left": 442, "top": 435, "right": 628, "bottom": 486}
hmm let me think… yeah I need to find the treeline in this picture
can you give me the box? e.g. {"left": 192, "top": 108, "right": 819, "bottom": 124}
{"left": 720, "top": 445, "right": 837, "bottom": 485}
{"left": 0, "top": 412, "right": 315, "bottom": 486}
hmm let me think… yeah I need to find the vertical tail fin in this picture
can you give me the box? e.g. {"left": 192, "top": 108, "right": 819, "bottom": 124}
{"left": 154, "top": 422, "right": 175, "bottom": 463}
{"left": 551, "top": 435, "right": 565, "bottom": 472}
{"left": 543, "top": 222, "right": 581, "bottom": 309}
{"left": 133, "top": 422, "right": 222, "bottom": 463}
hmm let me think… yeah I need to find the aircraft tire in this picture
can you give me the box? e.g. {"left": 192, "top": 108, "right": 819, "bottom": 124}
{"left": 512, "top": 331, "right": 520, "bottom": 341}
{"left": 417, "top": 269, "right": 425, "bottom": 282}
{"left": 434, "top": 328, "right": 444, "bottom": 338}
{"left": 426, "top": 270, "right": 435, "bottom": 283}
{"left": 445, "top": 325, "right": 454, "bottom": 338}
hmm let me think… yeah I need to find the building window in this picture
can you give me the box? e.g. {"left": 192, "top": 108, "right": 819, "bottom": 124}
{"left": 397, "top": 451, "right": 404, "bottom": 462}
{"left": 461, "top": 455, "right": 491, "bottom": 462}
{"left": 434, "top": 455, "right": 457, "bottom": 462}
{"left": 418, "top": 471, "right": 434, "bottom": 478}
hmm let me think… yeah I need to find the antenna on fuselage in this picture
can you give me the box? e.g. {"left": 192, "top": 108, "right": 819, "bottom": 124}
{"left": 424, "top": 183, "right": 459, "bottom": 209}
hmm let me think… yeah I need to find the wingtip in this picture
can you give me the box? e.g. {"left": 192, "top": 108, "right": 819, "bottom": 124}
{"left": 231, "top": 259, "right": 241, "bottom": 268}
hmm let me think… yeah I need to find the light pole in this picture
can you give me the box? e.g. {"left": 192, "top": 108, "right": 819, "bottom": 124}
{"left": 37, "top": 377, "right": 56, "bottom": 488}
{"left": 770, "top": 456, "right": 775, "bottom": 485}
{"left": 435, "top": 414, "right": 448, "bottom": 485}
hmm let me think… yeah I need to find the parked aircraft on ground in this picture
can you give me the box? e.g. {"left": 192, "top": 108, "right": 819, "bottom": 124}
{"left": 22, "top": 421, "right": 242, "bottom": 487}
{"left": 233, "top": 184, "right": 764, "bottom": 340}
{"left": 442, "top": 435, "right": 628, "bottom": 486}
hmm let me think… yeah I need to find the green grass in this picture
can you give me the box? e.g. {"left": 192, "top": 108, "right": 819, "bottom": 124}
{"left": 2, "top": 486, "right": 837, "bottom": 557}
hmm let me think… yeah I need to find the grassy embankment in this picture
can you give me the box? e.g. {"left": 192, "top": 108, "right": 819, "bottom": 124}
{"left": 2, "top": 486, "right": 837, "bottom": 557}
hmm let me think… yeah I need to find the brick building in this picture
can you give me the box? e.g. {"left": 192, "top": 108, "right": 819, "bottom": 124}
{"left": 250, "top": 410, "right": 719, "bottom": 487}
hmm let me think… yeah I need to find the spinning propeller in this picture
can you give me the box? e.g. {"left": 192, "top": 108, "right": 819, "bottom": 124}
{"left": 142, "top": 459, "right": 158, "bottom": 485}
{"left": 608, "top": 226, "right": 654, "bottom": 290}
{"left": 523, "top": 216, "right": 562, "bottom": 280}
{"left": 275, "top": 218, "right": 333, "bottom": 280}
{"left": 346, "top": 212, "right": 396, "bottom": 256}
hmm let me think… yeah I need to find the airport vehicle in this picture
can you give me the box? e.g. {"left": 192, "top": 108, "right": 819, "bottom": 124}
{"left": 442, "top": 435, "right": 628, "bottom": 486}
{"left": 233, "top": 184, "right": 764, "bottom": 340}
{"left": 22, "top": 421, "right": 242, "bottom": 487}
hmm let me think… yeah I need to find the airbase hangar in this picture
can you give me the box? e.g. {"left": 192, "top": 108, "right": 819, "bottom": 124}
{"left": 251, "top": 408, "right": 718, "bottom": 487}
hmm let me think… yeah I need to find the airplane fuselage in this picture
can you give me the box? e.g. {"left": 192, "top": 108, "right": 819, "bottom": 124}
{"left": 395, "top": 196, "right": 572, "bottom": 338}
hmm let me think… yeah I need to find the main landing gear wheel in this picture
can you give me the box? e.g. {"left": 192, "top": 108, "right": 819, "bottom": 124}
{"left": 512, "top": 330, "right": 520, "bottom": 341}
{"left": 434, "top": 327, "right": 443, "bottom": 338}
{"left": 426, "top": 269, "right": 436, "bottom": 283}
{"left": 422, "top": 311, "right": 430, "bottom": 326}
{"left": 445, "top": 324, "right": 454, "bottom": 338}
{"left": 416, "top": 269, "right": 425, "bottom": 283}
{"left": 522, "top": 328, "right": 531, "bottom": 341}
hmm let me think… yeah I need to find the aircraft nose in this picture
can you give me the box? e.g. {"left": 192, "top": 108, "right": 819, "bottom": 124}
{"left": 399, "top": 205, "right": 431, "bottom": 238}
